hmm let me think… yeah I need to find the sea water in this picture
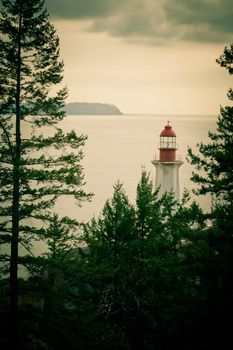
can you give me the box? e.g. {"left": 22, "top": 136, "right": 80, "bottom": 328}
{"left": 56, "top": 114, "right": 217, "bottom": 222}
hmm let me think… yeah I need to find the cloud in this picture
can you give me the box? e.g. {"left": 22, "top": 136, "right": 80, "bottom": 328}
{"left": 46, "top": 0, "right": 233, "bottom": 44}
{"left": 46, "top": 0, "right": 125, "bottom": 19}
{"left": 164, "top": 0, "right": 233, "bottom": 42}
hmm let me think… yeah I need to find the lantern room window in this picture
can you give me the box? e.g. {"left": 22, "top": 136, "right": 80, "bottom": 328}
{"left": 160, "top": 136, "right": 177, "bottom": 149}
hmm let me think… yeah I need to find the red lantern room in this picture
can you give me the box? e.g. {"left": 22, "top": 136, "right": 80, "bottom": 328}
{"left": 159, "top": 121, "right": 177, "bottom": 162}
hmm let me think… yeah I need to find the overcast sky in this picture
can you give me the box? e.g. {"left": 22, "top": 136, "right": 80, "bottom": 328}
{"left": 46, "top": 0, "right": 233, "bottom": 114}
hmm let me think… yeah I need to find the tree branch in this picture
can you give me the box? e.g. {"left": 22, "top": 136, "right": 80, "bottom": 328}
{"left": 0, "top": 118, "right": 15, "bottom": 161}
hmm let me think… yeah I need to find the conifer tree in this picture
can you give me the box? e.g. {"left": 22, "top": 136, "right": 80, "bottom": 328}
{"left": 84, "top": 182, "right": 135, "bottom": 292}
{"left": 0, "top": 0, "right": 91, "bottom": 346}
{"left": 135, "top": 170, "right": 161, "bottom": 259}
{"left": 187, "top": 44, "right": 233, "bottom": 348}
{"left": 187, "top": 44, "right": 233, "bottom": 221}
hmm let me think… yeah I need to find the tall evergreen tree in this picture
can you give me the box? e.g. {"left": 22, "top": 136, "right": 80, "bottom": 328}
{"left": 135, "top": 170, "right": 161, "bottom": 262}
{"left": 0, "top": 0, "right": 91, "bottom": 347}
{"left": 84, "top": 182, "right": 136, "bottom": 304}
{"left": 187, "top": 44, "right": 233, "bottom": 223}
{"left": 187, "top": 44, "right": 233, "bottom": 348}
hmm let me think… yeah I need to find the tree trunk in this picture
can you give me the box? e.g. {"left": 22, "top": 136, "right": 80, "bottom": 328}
{"left": 9, "top": 8, "right": 22, "bottom": 348}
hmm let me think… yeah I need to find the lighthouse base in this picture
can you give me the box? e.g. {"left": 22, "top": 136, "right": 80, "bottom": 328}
{"left": 151, "top": 160, "right": 183, "bottom": 201}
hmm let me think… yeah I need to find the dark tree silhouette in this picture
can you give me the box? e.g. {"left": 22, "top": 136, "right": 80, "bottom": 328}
{"left": 0, "top": 1, "right": 91, "bottom": 347}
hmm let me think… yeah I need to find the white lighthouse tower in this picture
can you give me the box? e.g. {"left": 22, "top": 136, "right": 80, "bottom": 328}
{"left": 151, "top": 122, "right": 183, "bottom": 200}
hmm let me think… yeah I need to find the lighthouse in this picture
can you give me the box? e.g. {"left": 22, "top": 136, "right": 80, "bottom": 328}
{"left": 151, "top": 122, "right": 183, "bottom": 200}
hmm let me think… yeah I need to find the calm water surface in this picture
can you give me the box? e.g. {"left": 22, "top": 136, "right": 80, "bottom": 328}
{"left": 57, "top": 114, "right": 217, "bottom": 222}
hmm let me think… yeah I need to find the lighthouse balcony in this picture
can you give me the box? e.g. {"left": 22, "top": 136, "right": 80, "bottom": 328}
{"left": 152, "top": 154, "right": 183, "bottom": 163}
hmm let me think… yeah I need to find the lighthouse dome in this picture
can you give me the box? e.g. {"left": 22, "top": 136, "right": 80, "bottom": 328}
{"left": 160, "top": 123, "right": 176, "bottom": 137}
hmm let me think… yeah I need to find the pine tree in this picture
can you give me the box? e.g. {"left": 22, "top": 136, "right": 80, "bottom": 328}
{"left": 0, "top": 0, "right": 92, "bottom": 346}
{"left": 187, "top": 44, "right": 233, "bottom": 220}
{"left": 82, "top": 182, "right": 136, "bottom": 347}
{"left": 135, "top": 170, "right": 161, "bottom": 261}
{"left": 84, "top": 182, "right": 136, "bottom": 294}
{"left": 187, "top": 44, "right": 233, "bottom": 348}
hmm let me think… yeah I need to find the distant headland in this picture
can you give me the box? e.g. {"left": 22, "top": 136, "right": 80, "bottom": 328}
{"left": 65, "top": 102, "right": 123, "bottom": 115}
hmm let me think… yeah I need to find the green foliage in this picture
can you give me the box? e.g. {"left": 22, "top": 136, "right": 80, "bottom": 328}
{"left": 79, "top": 172, "right": 207, "bottom": 349}
{"left": 136, "top": 170, "right": 161, "bottom": 242}
{"left": 186, "top": 43, "right": 233, "bottom": 349}
{"left": 44, "top": 214, "right": 80, "bottom": 261}
{"left": 3, "top": 167, "right": 227, "bottom": 349}
{"left": 0, "top": 1, "right": 92, "bottom": 347}
{"left": 84, "top": 182, "right": 136, "bottom": 313}
{"left": 216, "top": 43, "right": 233, "bottom": 76}
{"left": 187, "top": 44, "right": 233, "bottom": 208}
{"left": 0, "top": 0, "right": 92, "bottom": 275}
